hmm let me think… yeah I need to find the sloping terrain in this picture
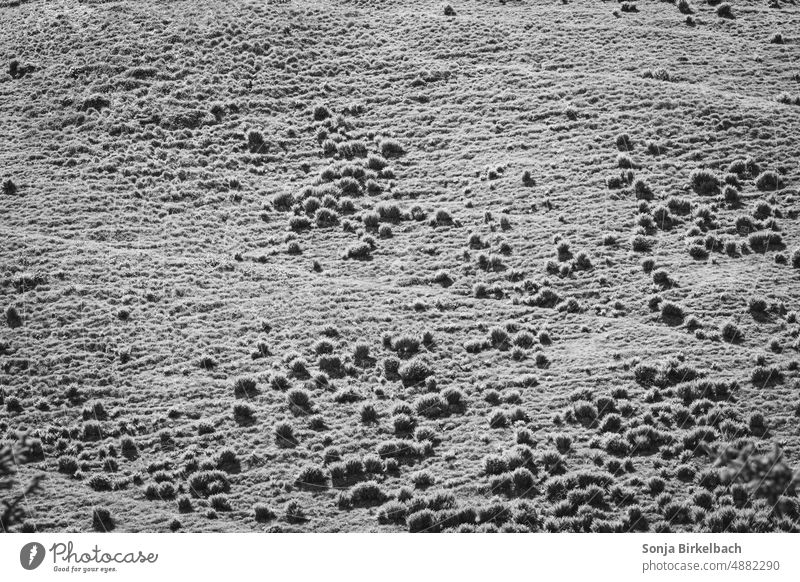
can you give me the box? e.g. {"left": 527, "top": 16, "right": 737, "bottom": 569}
{"left": 2, "top": 0, "right": 800, "bottom": 532}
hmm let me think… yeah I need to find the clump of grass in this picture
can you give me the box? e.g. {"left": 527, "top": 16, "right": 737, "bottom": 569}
{"left": 522, "top": 170, "right": 534, "bottom": 186}
{"left": 360, "top": 403, "right": 378, "bottom": 423}
{"left": 274, "top": 422, "right": 297, "bottom": 446}
{"left": 188, "top": 470, "right": 230, "bottom": 497}
{"left": 615, "top": 133, "right": 632, "bottom": 151}
{"left": 716, "top": 3, "right": 734, "bottom": 18}
{"left": 92, "top": 507, "right": 115, "bottom": 531}
{"left": 488, "top": 326, "right": 510, "bottom": 349}
{"left": 689, "top": 169, "right": 719, "bottom": 195}
{"left": 380, "top": 138, "right": 404, "bottom": 158}
{"left": 5, "top": 305, "right": 22, "bottom": 328}
{"left": 748, "top": 231, "right": 783, "bottom": 252}
{"left": 398, "top": 358, "right": 433, "bottom": 385}
{"left": 254, "top": 503, "right": 276, "bottom": 522}
{"left": 313, "top": 104, "right": 331, "bottom": 121}
{"left": 232, "top": 402, "right": 255, "bottom": 423}
{"left": 631, "top": 235, "right": 653, "bottom": 253}
{"left": 233, "top": 377, "right": 258, "bottom": 398}
{"left": 660, "top": 301, "right": 685, "bottom": 321}
{"left": 284, "top": 500, "right": 307, "bottom": 523}
{"left": 2, "top": 178, "right": 17, "bottom": 196}
{"left": 393, "top": 413, "right": 417, "bottom": 434}
{"left": 748, "top": 296, "right": 768, "bottom": 313}
{"left": 410, "top": 470, "right": 435, "bottom": 488}
{"left": 434, "top": 208, "right": 453, "bottom": 226}
{"left": 489, "top": 410, "right": 509, "bottom": 428}
{"left": 341, "top": 481, "right": 388, "bottom": 508}
{"left": 616, "top": 154, "right": 637, "bottom": 169}
{"left": 343, "top": 241, "right": 372, "bottom": 260}
{"left": 751, "top": 365, "right": 783, "bottom": 386}
{"left": 296, "top": 465, "right": 328, "bottom": 488}
{"left": 791, "top": 249, "right": 800, "bottom": 268}
{"left": 176, "top": 495, "right": 193, "bottom": 513}
{"left": 393, "top": 334, "right": 420, "bottom": 357}
{"left": 377, "top": 501, "right": 407, "bottom": 524}
{"left": 720, "top": 321, "right": 743, "bottom": 343}
{"left": 755, "top": 171, "right": 780, "bottom": 191}
{"left": 415, "top": 394, "right": 448, "bottom": 418}
{"left": 633, "top": 179, "right": 653, "bottom": 201}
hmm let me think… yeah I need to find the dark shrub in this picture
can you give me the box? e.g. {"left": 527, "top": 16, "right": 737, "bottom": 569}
{"left": 393, "top": 413, "right": 417, "bottom": 434}
{"left": 233, "top": 377, "right": 257, "bottom": 398}
{"left": 92, "top": 507, "right": 114, "bottom": 531}
{"left": 489, "top": 410, "right": 509, "bottom": 428}
{"left": 399, "top": 358, "right": 433, "bottom": 385}
{"left": 188, "top": 470, "right": 230, "bottom": 497}
{"left": 748, "top": 231, "right": 783, "bottom": 252}
{"left": 360, "top": 403, "right": 378, "bottom": 423}
{"left": 344, "top": 242, "right": 372, "bottom": 260}
{"left": 660, "top": 301, "right": 685, "bottom": 321}
{"left": 631, "top": 235, "right": 653, "bottom": 253}
{"left": 274, "top": 422, "right": 297, "bottom": 445}
{"left": 296, "top": 465, "right": 328, "bottom": 488}
{"left": 755, "top": 171, "right": 780, "bottom": 191}
{"left": 716, "top": 3, "right": 733, "bottom": 18}
{"left": 378, "top": 501, "right": 407, "bottom": 524}
{"left": 633, "top": 179, "right": 653, "bottom": 201}
{"left": 380, "top": 139, "right": 404, "bottom": 158}
{"left": 407, "top": 509, "right": 437, "bottom": 533}
{"left": 689, "top": 169, "right": 719, "bottom": 195}
{"left": 415, "top": 394, "right": 447, "bottom": 418}
{"left": 254, "top": 503, "right": 276, "bottom": 522}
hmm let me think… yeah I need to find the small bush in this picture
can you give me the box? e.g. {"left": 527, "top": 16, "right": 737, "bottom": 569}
{"left": 399, "top": 358, "right": 434, "bottom": 385}
{"left": 751, "top": 365, "right": 783, "bottom": 386}
{"left": 284, "top": 500, "right": 306, "bottom": 523}
{"left": 748, "top": 231, "right": 783, "bottom": 252}
{"left": 415, "top": 394, "right": 447, "bottom": 418}
{"left": 92, "top": 507, "right": 114, "bottom": 531}
{"left": 296, "top": 465, "right": 328, "bottom": 487}
{"left": 393, "top": 413, "right": 417, "bottom": 434}
{"left": 632, "top": 179, "right": 653, "bottom": 201}
{"left": 615, "top": 133, "right": 632, "bottom": 151}
{"left": 616, "top": 154, "right": 636, "bottom": 169}
{"left": 411, "top": 470, "right": 435, "bottom": 488}
{"left": 489, "top": 410, "right": 509, "bottom": 428}
{"left": 360, "top": 403, "right": 378, "bottom": 423}
{"left": 254, "top": 503, "right": 276, "bottom": 522}
{"left": 274, "top": 422, "right": 297, "bottom": 445}
{"left": 344, "top": 242, "right": 372, "bottom": 260}
{"left": 188, "top": 470, "right": 230, "bottom": 497}
{"left": 716, "top": 3, "right": 733, "bottom": 18}
{"left": 631, "top": 235, "right": 653, "bottom": 253}
{"left": 232, "top": 402, "right": 255, "bottom": 422}
{"left": 755, "top": 171, "right": 780, "bottom": 191}
{"left": 233, "top": 376, "right": 257, "bottom": 398}
{"left": 380, "top": 139, "right": 405, "bottom": 158}
{"left": 660, "top": 301, "right": 685, "bottom": 321}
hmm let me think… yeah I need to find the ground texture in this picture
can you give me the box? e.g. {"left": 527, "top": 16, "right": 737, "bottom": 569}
{"left": 2, "top": 0, "right": 800, "bottom": 532}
